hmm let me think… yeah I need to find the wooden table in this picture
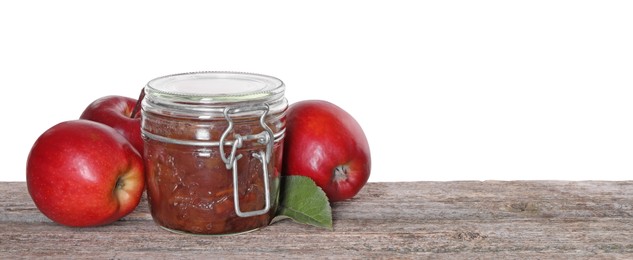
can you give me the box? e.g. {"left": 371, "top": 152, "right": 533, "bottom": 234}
{"left": 2, "top": 181, "right": 633, "bottom": 259}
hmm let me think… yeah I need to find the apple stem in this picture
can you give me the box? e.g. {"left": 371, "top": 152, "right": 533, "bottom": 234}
{"left": 333, "top": 165, "right": 349, "bottom": 182}
{"left": 130, "top": 87, "right": 145, "bottom": 119}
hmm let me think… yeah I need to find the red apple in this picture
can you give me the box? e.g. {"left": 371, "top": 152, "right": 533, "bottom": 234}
{"left": 26, "top": 120, "right": 145, "bottom": 227}
{"left": 282, "top": 100, "right": 371, "bottom": 202}
{"left": 80, "top": 95, "right": 143, "bottom": 155}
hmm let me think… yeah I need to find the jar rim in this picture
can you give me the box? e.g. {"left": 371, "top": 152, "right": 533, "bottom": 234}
{"left": 145, "top": 71, "right": 285, "bottom": 104}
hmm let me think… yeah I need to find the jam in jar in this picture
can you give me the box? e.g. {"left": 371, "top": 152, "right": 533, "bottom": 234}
{"left": 141, "top": 72, "right": 287, "bottom": 235}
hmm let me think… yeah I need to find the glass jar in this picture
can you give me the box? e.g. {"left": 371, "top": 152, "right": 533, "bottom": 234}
{"left": 141, "top": 71, "right": 287, "bottom": 235}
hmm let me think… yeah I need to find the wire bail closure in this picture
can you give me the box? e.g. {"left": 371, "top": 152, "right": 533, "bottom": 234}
{"left": 219, "top": 104, "right": 274, "bottom": 218}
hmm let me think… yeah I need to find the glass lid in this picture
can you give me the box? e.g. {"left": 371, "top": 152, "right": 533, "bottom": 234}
{"left": 146, "top": 71, "right": 285, "bottom": 104}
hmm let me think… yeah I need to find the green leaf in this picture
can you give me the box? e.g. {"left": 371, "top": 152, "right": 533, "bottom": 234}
{"left": 273, "top": 176, "right": 333, "bottom": 230}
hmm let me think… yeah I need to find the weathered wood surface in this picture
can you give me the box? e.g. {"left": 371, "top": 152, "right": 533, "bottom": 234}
{"left": 2, "top": 181, "right": 633, "bottom": 259}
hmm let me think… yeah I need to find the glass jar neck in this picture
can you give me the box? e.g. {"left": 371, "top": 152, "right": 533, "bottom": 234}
{"left": 142, "top": 71, "right": 287, "bottom": 119}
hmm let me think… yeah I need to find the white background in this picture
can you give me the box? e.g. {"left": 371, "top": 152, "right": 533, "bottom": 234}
{"left": 1, "top": 1, "right": 632, "bottom": 182}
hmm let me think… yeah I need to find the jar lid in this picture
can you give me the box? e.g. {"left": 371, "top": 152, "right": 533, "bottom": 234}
{"left": 146, "top": 71, "right": 285, "bottom": 104}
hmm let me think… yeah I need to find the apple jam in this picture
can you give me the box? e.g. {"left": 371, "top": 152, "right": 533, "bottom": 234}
{"left": 141, "top": 72, "right": 287, "bottom": 235}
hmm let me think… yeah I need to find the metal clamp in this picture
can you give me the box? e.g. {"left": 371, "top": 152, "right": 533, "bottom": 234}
{"left": 232, "top": 150, "right": 271, "bottom": 217}
{"left": 219, "top": 104, "right": 274, "bottom": 169}
{"left": 219, "top": 104, "right": 274, "bottom": 218}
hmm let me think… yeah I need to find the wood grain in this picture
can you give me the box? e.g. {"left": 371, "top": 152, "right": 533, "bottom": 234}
{"left": 2, "top": 181, "right": 633, "bottom": 259}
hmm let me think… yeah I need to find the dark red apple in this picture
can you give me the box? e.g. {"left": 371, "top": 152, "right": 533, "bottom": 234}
{"left": 26, "top": 120, "right": 145, "bottom": 227}
{"left": 80, "top": 95, "right": 143, "bottom": 155}
{"left": 282, "top": 100, "right": 371, "bottom": 202}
